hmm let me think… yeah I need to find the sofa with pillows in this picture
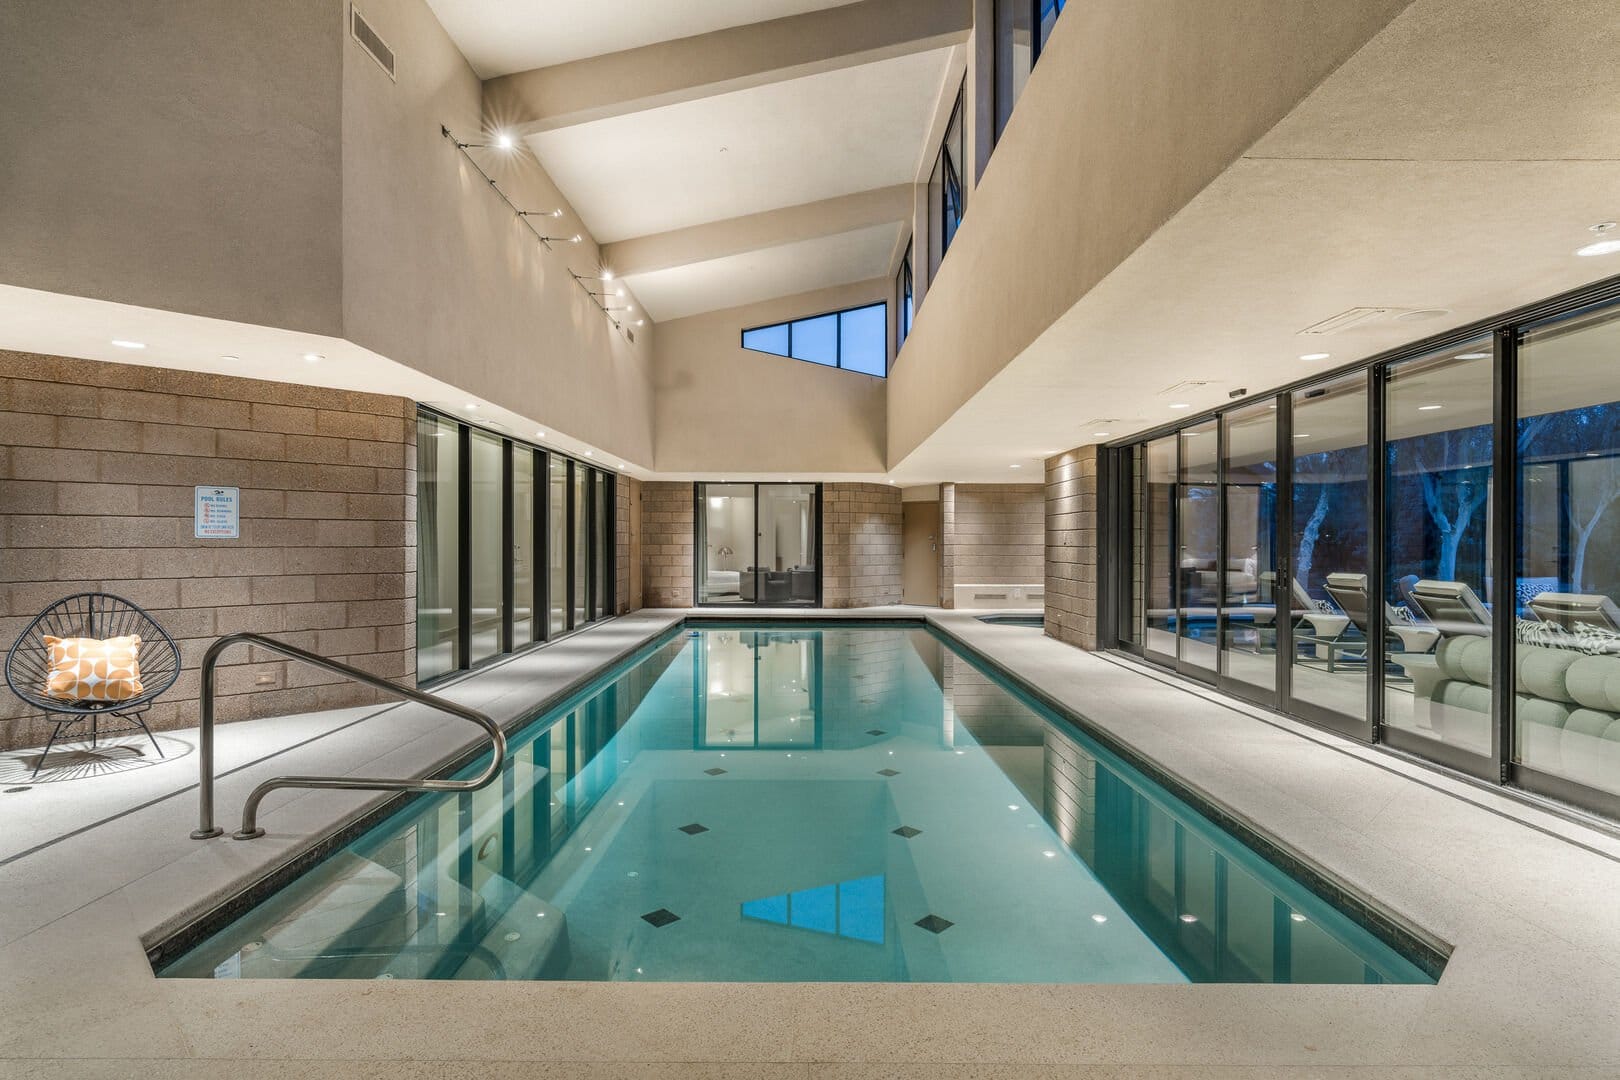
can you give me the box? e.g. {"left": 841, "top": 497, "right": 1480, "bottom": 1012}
{"left": 1407, "top": 622, "right": 1620, "bottom": 792}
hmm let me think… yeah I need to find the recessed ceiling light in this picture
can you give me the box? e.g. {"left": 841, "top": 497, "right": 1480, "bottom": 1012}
{"left": 1091, "top": 914, "right": 1108, "bottom": 924}
{"left": 1576, "top": 222, "right": 1620, "bottom": 257}
{"left": 111, "top": 340, "right": 146, "bottom": 349}
{"left": 584, "top": 450, "right": 593, "bottom": 457}
{"left": 1179, "top": 913, "right": 1199, "bottom": 924}
{"left": 302, "top": 352, "right": 323, "bottom": 363}
{"left": 495, "top": 132, "right": 515, "bottom": 150}
{"left": 1009, "top": 464, "right": 1022, "bottom": 469}
{"left": 1418, "top": 404, "right": 1444, "bottom": 411}
{"left": 220, "top": 354, "right": 239, "bottom": 362}
{"left": 1290, "top": 913, "right": 1308, "bottom": 923}
{"left": 1093, "top": 432, "right": 1111, "bottom": 438}
{"left": 1169, "top": 403, "right": 1191, "bottom": 410}
{"left": 465, "top": 403, "right": 479, "bottom": 411}
{"left": 1455, "top": 352, "right": 1489, "bottom": 360}
{"left": 1042, "top": 850, "right": 1057, "bottom": 858}
{"left": 635, "top": 319, "right": 645, "bottom": 327}
{"left": 1295, "top": 433, "right": 1312, "bottom": 439}
{"left": 1299, "top": 352, "right": 1331, "bottom": 361}
{"left": 535, "top": 430, "right": 546, "bottom": 439}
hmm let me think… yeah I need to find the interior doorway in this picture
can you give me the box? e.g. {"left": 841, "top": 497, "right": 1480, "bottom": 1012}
{"left": 902, "top": 499, "right": 941, "bottom": 605}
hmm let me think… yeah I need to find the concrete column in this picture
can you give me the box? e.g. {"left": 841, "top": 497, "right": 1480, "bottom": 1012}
{"left": 1045, "top": 445, "right": 1100, "bottom": 649}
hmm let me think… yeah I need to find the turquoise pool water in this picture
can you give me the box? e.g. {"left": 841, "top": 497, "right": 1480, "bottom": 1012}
{"left": 159, "top": 624, "right": 1435, "bottom": 983}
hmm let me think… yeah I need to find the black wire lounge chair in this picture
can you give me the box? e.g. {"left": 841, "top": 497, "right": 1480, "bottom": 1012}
{"left": 3, "top": 593, "right": 181, "bottom": 778}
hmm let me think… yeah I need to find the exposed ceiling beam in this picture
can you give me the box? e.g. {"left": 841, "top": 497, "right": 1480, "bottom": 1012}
{"left": 601, "top": 186, "right": 915, "bottom": 277}
{"left": 484, "top": 0, "right": 972, "bottom": 134}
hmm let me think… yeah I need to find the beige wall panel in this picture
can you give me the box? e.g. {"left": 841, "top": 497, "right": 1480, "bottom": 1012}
{"left": 652, "top": 281, "right": 889, "bottom": 474}
{"left": 340, "top": 0, "right": 656, "bottom": 466}
{"left": 887, "top": 0, "right": 1411, "bottom": 463}
{"left": 0, "top": 1, "right": 345, "bottom": 335}
{"left": 901, "top": 500, "right": 941, "bottom": 606}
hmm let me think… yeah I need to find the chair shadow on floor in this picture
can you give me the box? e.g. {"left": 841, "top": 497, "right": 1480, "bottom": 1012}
{"left": 0, "top": 735, "right": 191, "bottom": 786}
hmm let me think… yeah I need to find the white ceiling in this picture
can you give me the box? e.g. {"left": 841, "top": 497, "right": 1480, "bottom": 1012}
{"left": 528, "top": 48, "right": 952, "bottom": 243}
{"left": 624, "top": 222, "right": 901, "bottom": 322}
{"left": 425, "top": 0, "right": 865, "bottom": 78}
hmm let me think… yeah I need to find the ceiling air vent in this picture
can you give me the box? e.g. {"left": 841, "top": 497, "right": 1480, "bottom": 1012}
{"left": 351, "top": 6, "right": 395, "bottom": 80}
{"left": 1297, "top": 307, "right": 1393, "bottom": 336}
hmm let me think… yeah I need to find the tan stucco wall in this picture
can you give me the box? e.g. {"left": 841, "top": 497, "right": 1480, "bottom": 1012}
{"left": 887, "top": 0, "right": 1411, "bottom": 464}
{"left": 340, "top": 0, "right": 656, "bottom": 467}
{"left": 0, "top": 1, "right": 345, "bottom": 336}
{"left": 651, "top": 281, "right": 889, "bottom": 475}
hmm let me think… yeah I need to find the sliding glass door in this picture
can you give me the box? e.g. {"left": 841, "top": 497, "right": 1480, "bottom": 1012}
{"left": 1143, "top": 435, "right": 1179, "bottom": 665}
{"left": 1381, "top": 341, "right": 1496, "bottom": 773}
{"left": 1111, "top": 280, "right": 1620, "bottom": 819}
{"left": 696, "top": 483, "right": 821, "bottom": 607}
{"left": 1176, "top": 421, "right": 1221, "bottom": 679}
{"left": 1285, "top": 372, "right": 1373, "bottom": 737}
{"left": 416, "top": 407, "right": 616, "bottom": 682}
{"left": 1219, "top": 401, "right": 1280, "bottom": 704}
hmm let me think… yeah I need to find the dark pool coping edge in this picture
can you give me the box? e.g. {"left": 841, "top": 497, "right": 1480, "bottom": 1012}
{"left": 145, "top": 611, "right": 1449, "bottom": 982}
{"left": 922, "top": 615, "right": 1453, "bottom": 981}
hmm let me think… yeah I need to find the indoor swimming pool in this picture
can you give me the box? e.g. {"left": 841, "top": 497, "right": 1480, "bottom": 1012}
{"left": 158, "top": 624, "right": 1438, "bottom": 984}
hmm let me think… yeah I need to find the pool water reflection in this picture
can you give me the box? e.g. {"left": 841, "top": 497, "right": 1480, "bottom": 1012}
{"left": 160, "top": 625, "right": 1436, "bottom": 984}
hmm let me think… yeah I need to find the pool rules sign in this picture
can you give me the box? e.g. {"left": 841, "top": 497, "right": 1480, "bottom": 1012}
{"left": 193, "top": 486, "right": 241, "bottom": 539}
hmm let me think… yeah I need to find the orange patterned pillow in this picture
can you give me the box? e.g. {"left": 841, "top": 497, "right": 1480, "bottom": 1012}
{"left": 43, "top": 635, "right": 145, "bottom": 703}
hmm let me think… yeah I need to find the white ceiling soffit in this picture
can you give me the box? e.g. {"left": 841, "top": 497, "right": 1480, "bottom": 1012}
{"left": 529, "top": 48, "right": 951, "bottom": 243}
{"left": 425, "top": 0, "right": 866, "bottom": 78}
{"left": 0, "top": 285, "right": 644, "bottom": 477}
{"left": 625, "top": 222, "right": 902, "bottom": 322}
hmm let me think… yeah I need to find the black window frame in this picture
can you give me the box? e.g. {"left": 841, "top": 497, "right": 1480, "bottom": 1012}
{"left": 994, "top": 0, "right": 1067, "bottom": 145}
{"left": 1098, "top": 272, "right": 1620, "bottom": 825}
{"left": 415, "top": 404, "right": 619, "bottom": 687}
{"left": 740, "top": 302, "right": 890, "bottom": 377}
{"left": 928, "top": 83, "right": 968, "bottom": 282}
{"left": 895, "top": 240, "right": 915, "bottom": 355}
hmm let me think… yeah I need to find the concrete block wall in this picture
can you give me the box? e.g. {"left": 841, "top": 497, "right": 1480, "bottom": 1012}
{"left": 0, "top": 351, "right": 415, "bottom": 751}
{"left": 822, "top": 483, "right": 903, "bottom": 608}
{"left": 641, "top": 481, "right": 694, "bottom": 607}
{"left": 938, "top": 483, "right": 1045, "bottom": 608}
{"left": 618, "top": 475, "right": 643, "bottom": 613}
{"left": 1045, "top": 446, "right": 1101, "bottom": 649}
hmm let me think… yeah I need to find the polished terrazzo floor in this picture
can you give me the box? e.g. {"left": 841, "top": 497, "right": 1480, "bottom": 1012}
{"left": 2, "top": 608, "right": 1619, "bottom": 1079}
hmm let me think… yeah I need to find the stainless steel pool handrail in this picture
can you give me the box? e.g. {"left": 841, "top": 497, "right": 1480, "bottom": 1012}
{"left": 191, "top": 633, "right": 507, "bottom": 841}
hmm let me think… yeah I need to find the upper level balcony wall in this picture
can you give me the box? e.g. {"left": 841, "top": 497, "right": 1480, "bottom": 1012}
{"left": 341, "top": 0, "right": 654, "bottom": 465}
{"left": 0, "top": 1, "right": 346, "bottom": 337}
{"left": 0, "top": 0, "right": 655, "bottom": 467}
{"left": 885, "top": 0, "right": 1412, "bottom": 465}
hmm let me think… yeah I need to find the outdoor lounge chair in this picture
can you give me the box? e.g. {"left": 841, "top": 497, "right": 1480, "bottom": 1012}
{"left": 1408, "top": 580, "right": 1493, "bottom": 638}
{"left": 1527, "top": 592, "right": 1620, "bottom": 632}
{"left": 3, "top": 593, "right": 180, "bottom": 777}
{"left": 1318, "top": 572, "right": 1442, "bottom": 663}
